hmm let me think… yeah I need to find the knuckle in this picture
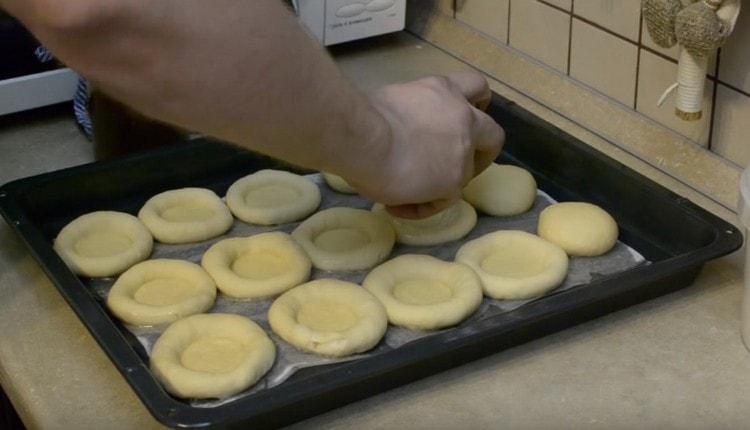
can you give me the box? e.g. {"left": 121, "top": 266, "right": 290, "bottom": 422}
{"left": 421, "top": 75, "right": 450, "bottom": 89}
{"left": 457, "top": 105, "right": 474, "bottom": 124}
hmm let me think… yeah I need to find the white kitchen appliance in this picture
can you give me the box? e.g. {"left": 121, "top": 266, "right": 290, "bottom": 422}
{"left": 0, "top": 69, "right": 78, "bottom": 116}
{"left": 0, "top": 14, "right": 77, "bottom": 116}
{"left": 292, "top": 0, "right": 406, "bottom": 46}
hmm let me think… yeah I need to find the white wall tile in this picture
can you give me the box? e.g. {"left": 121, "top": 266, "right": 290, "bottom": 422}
{"left": 712, "top": 85, "right": 750, "bottom": 167}
{"left": 456, "top": 0, "right": 510, "bottom": 44}
{"left": 509, "top": 0, "right": 570, "bottom": 73}
{"left": 570, "top": 18, "right": 638, "bottom": 106}
{"left": 718, "top": 5, "right": 750, "bottom": 94}
{"left": 574, "top": 0, "right": 641, "bottom": 42}
{"left": 542, "top": 0, "right": 572, "bottom": 11}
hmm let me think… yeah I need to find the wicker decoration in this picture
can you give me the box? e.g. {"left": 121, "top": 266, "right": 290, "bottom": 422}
{"left": 643, "top": 0, "right": 741, "bottom": 121}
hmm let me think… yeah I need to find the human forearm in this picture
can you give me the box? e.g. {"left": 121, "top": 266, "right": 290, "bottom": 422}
{"left": 3, "top": 0, "right": 504, "bottom": 216}
{"left": 2, "top": 0, "right": 390, "bottom": 179}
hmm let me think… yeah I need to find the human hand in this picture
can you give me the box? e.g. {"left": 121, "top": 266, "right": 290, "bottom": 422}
{"left": 348, "top": 71, "right": 504, "bottom": 219}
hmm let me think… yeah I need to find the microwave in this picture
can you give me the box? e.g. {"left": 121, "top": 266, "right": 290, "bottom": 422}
{"left": 0, "top": 13, "right": 78, "bottom": 116}
{"left": 292, "top": 0, "right": 406, "bottom": 46}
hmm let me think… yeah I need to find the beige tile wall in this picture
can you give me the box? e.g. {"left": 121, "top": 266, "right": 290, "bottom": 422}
{"left": 713, "top": 85, "right": 750, "bottom": 166}
{"left": 509, "top": 0, "right": 570, "bottom": 73}
{"left": 542, "top": 0, "right": 572, "bottom": 11}
{"left": 456, "top": 0, "right": 509, "bottom": 44}
{"left": 445, "top": 0, "right": 750, "bottom": 166}
{"left": 570, "top": 18, "right": 637, "bottom": 106}
{"left": 574, "top": 0, "right": 640, "bottom": 42}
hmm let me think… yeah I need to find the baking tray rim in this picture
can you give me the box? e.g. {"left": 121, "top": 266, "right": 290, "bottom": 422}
{"left": 0, "top": 170, "right": 741, "bottom": 429}
{"left": 0, "top": 108, "right": 743, "bottom": 429}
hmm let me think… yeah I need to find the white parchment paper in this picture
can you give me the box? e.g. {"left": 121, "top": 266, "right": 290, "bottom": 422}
{"left": 85, "top": 174, "right": 646, "bottom": 407}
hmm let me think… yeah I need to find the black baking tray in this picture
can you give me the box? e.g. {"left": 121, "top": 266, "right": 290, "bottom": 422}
{"left": 0, "top": 93, "right": 742, "bottom": 428}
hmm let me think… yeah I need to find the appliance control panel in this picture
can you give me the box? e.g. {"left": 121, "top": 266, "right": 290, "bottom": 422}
{"left": 294, "top": 0, "right": 406, "bottom": 46}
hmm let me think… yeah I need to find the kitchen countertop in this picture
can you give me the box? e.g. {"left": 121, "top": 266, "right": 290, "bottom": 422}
{"left": 1, "top": 33, "right": 749, "bottom": 429}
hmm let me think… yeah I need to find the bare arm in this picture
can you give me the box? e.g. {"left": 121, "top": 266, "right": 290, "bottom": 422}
{"left": 2, "top": 0, "right": 503, "bottom": 217}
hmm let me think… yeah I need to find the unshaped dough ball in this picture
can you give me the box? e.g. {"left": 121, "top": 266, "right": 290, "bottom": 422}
{"left": 363, "top": 254, "right": 483, "bottom": 330}
{"left": 462, "top": 164, "right": 537, "bottom": 216}
{"left": 226, "top": 169, "right": 321, "bottom": 225}
{"left": 53, "top": 211, "right": 153, "bottom": 277}
{"left": 455, "top": 230, "right": 568, "bottom": 299}
{"left": 322, "top": 172, "right": 356, "bottom": 194}
{"left": 201, "top": 232, "right": 311, "bottom": 300}
{"left": 291, "top": 207, "right": 395, "bottom": 271}
{"left": 537, "top": 202, "right": 618, "bottom": 257}
{"left": 371, "top": 200, "right": 477, "bottom": 246}
{"left": 107, "top": 259, "right": 217, "bottom": 326}
{"left": 268, "top": 279, "right": 387, "bottom": 357}
{"left": 138, "top": 187, "right": 233, "bottom": 244}
{"left": 150, "top": 313, "right": 275, "bottom": 399}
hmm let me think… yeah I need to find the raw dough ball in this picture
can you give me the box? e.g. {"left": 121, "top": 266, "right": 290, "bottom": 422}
{"left": 138, "top": 188, "right": 233, "bottom": 244}
{"left": 371, "top": 200, "right": 477, "bottom": 246}
{"left": 537, "top": 202, "right": 618, "bottom": 257}
{"left": 455, "top": 230, "right": 568, "bottom": 299}
{"left": 268, "top": 279, "right": 387, "bottom": 357}
{"left": 107, "top": 259, "right": 216, "bottom": 326}
{"left": 462, "top": 164, "right": 537, "bottom": 216}
{"left": 226, "top": 170, "right": 320, "bottom": 225}
{"left": 201, "top": 232, "right": 311, "bottom": 299}
{"left": 363, "top": 254, "right": 482, "bottom": 330}
{"left": 291, "top": 207, "right": 395, "bottom": 271}
{"left": 53, "top": 211, "right": 153, "bottom": 277}
{"left": 322, "top": 172, "right": 356, "bottom": 194}
{"left": 150, "top": 313, "right": 275, "bottom": 399}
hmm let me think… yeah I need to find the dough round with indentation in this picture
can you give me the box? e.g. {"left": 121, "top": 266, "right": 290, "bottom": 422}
{"left": 322, "top": 172, "right": 356, "bottom": 194}
{"left": 455, "top": 230, "right": 568, "bottom": 299}
{"left": 138, "top": 188, "right": 233, "bottom": 244}
{"left": 291, "top": 207, "right": 395, "bottom": 271}
{"left": 363, "top": 254, "right": 482, "bottom": 330}
{"left": 106, "top": 259, "right": 216, "bottom": 326}
{"left": 201, "top": 232, "right": 311, "bottom": 299}
{"left": 537, "top": 202, "right": 618, "bottom": 256}
{"left": 226, "top": 170, "right": 321, "bottom": 225}
{"left": 53, "top": 211, "right": 153, "bottom": 277}
{"left": 462, "top": 164, "right": 537, "bottom": 216}
{"left": 150, "top": 313, "right": 275, "bottom": 399}
{"left": 371, "top": 200, "right": 477, "bottom": 246}
{"left": 268, "top": 279, "right": 387, "bottom": 357}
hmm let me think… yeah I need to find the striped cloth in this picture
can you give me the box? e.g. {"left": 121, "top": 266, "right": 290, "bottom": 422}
{"left": 35, "top": 45, "right": 94, "bottom": 139}
{"left": 73, "top": 78, "right": 94, "bottom": 138}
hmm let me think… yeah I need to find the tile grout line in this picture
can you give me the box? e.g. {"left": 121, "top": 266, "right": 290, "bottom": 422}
{"left": 718, "top": 79, "right": 750, "bottom": 99}
{"left": 418, "top": 12, "right": 742, "bottom": 209}
{"left": 440, "top": 0, "right": 750, "bottom": 171}
{"left": 641, "top": 45, "right": 679, "bottom": 66}
{"left": 446, "top": 1, "right": 750, "bottom": 152}
{"left": 536, "top": 0, "right": 570, "bottom": 14}
{"left": 527, "top": 0, "right": 699, "bottom": 82}
{"left": 566, "top": 0, "right": 574, "bottom": 76}
{"left": 571, "top": 12, "right": 638, "bottom": 45}
{"left": 634, "top": 15, "right": 644, "bottom": 106}
{"left": 506, "top": 0, "right": 512, "bottom": 46}
{"left": 443, "top": 50, "right": 739, "bottom": 212}
{"left": 707, "top": 48, "right": 722, "bottom": 151}
{"left": 566, "top": 6, "right": 717, "bottom": 82}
